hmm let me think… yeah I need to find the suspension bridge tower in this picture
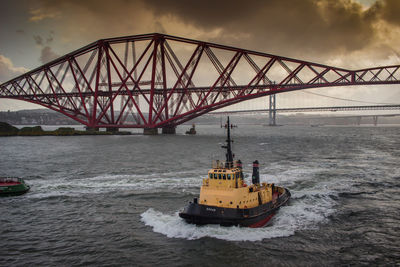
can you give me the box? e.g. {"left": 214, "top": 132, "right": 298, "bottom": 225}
{"left": 269, "top": 94, "right": 276, "bottom": 126}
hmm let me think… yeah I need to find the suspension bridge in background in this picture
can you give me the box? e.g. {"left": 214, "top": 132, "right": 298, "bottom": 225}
{"left": 212, "top": 92, "right": 400, "bottom": 126}
{"left": 1, "top": 33, "right": 400, "bottom": 133}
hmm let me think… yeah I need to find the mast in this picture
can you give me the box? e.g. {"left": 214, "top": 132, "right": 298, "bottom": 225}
{"left": 225, "top": 117, "right": 233, "bottom": 168}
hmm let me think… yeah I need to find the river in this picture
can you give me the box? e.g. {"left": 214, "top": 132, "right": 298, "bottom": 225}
{"left": 1, "top": 124, "right": 399, "bottom": 266}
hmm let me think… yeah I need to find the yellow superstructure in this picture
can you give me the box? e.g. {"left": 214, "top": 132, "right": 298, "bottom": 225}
{"left": 199, "top": 163, "right": 275, "bottom": 209}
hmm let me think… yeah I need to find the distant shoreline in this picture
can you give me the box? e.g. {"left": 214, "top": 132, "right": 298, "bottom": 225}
{"left": 0, "top": 122, "right": 131, "bottom": 137}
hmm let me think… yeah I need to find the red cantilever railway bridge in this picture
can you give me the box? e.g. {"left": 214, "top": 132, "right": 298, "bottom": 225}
{"left": 1, "top": 33, "right": 400, "bottom": 133}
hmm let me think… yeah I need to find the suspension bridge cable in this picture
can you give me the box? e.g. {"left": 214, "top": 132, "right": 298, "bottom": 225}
{"left": 300, "top": 90, "right": 398, "bottom": 105}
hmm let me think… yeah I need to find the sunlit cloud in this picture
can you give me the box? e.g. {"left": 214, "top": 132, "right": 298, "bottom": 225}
{"left": 0, "top": 55, "right": 29, "bottom": 84}
{"left": 29, "top": 8, "right": 60, "bottom": 22}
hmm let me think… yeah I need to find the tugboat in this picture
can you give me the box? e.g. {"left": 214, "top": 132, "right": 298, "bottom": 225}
{"left": 0, "top": 177, "right": 30, "bottom": 197}
{"left": 179, "top": 117, "right": 291, "bottom": 227}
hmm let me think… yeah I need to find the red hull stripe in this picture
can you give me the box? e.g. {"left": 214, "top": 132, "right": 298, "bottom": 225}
{"left": 248, "top": 213, "right": 275, "bottom": 228}
{"left": 0, "top": 182, "right": 21, "bottom": 186}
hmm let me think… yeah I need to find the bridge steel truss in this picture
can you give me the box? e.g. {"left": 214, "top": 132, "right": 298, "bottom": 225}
{"left": 1, "top": 33, "right": 400, "bottom": 130}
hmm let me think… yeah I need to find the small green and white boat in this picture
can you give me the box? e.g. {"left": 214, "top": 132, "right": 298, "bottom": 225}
{"left": 0, "top": 177, "right": 30, "bottom": 197}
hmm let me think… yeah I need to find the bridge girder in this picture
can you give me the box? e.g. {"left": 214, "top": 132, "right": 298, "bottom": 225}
{"left": 1, "top": 33, "right": 400, "bottom": 128}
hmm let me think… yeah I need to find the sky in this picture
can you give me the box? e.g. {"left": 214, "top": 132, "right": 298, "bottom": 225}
{"left": 0, "top": 0, "right": 400, "bottom": 111}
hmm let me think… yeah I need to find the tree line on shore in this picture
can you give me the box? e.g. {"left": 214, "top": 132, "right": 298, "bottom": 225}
{"left": 0, "top": 122, "right": 130, "bottom": 136}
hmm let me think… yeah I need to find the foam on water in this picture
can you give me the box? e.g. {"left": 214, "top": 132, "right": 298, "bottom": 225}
{"left": 27, "top": 171, "right": 203, "bottom": 199}
{"left": 140, "top": 187, "right": 335, "bottom": 242}
{"left": 140, "top": 208, "right": 294, "bottom": 241}
{"left": 141, "top": 166, "right": 339, "bottom": 241}
{"left": 258, "top": 142, "right": 270, "bottom": 146}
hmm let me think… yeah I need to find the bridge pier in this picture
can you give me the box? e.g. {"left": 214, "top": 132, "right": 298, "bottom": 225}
{"left": 85, "top": 126, "right": 99, "bottom": 132}
{"left": 106, "top": 127, "right": 119, "bottom": 133}
{"left": 161, "top": 126, "right": 176, "bottom": 134}
{"left": 143, "top": 128, "right": 158, "bottom": 135}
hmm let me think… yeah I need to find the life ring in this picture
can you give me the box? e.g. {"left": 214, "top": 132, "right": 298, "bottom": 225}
{"left": 243, "top": 183, "right": 247, "bottom": 187}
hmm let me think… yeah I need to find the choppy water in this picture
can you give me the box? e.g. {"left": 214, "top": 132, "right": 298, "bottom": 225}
{"left": 1, "top": 124, "right": 399, "bottom": 266}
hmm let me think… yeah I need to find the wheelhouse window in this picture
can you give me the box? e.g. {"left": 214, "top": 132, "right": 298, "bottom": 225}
{"left": 227, "top": 174, "right": 231, "bottom": 180}
{"left": 209, "top": 173, "right": 213, "bottom": 179}
{"left": 214, "top": 173, "right": 217, "bottom": 179}
{"left": 223, "top": 174, "right": 226, "bottom": 180}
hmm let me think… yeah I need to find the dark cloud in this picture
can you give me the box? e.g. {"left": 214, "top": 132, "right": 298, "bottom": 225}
{"left": 143, "top": 0, "right": 380, "bottom": 61}
{"left": 46, "top": 36, "right": 53, "bottom": 44}
{"left": 369, "top": 0, "right": 400, "bottom": 25}
{"left": 33, "top": 32, "right": 54, "bottom": 46}
{"left": 29, "top": 0, "right": 152, "bottom": 44}
{"left": 25, "top": 0, "right": 400, "bottom": 66}
{"left": 33, "top": 35, "right": 43, "bottom": 46}
{"left": 33, "top": 32, "right": 59, "bottom": 64}
{"left": 154, "top": 21, "right": 167, "bottom": 34}
{"left": 145, "top": 0, "right": 258, "bottom": 30}
{"left": 39, "top": 46, "right": 59, "bottom": 64}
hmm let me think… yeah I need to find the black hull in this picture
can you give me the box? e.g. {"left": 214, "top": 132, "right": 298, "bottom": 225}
{"left": 0, "top": 188, "right": 30, "bottom": 197}
{"left": 179, "top": 188, "right": 291, "bottom": 227}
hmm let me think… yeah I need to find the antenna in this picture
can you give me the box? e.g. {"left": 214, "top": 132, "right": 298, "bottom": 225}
{"left": 223, "top": 116, "right": 234, "bottom": 168}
